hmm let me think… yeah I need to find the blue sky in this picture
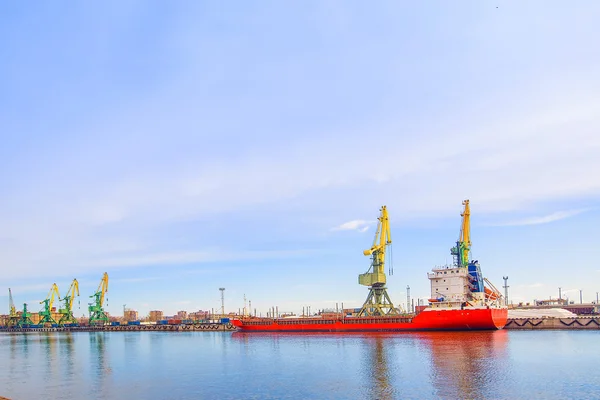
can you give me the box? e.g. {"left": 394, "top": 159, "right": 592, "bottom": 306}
{"left": 1, "top": 2, "right": 599, "bottom": 317}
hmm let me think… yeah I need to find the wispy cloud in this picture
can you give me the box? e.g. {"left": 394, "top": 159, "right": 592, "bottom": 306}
{"left": 331, "top": 220, "right": 374, "bottom": 232}
{"left": 491, "top": 209, "right": 589, "bottom": 227}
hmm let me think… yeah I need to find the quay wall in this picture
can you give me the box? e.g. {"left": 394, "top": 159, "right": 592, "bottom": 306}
{"left": 1, "top": 322, "right": 236, "bottom": 333}
{"left": 505, "top": 317, "right": 600, "bottom": 330}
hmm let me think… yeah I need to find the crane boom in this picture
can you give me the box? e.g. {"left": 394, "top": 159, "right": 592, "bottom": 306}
{"left": 41, "top": 283, "right": 61, "bottom": 310}
{"left": 67, "top": 279, "right": 80, "bottom": 311}
{"left": 97, "top": 272, "right": 108, "bottom": 306}
{"left": 360, "top": 205, "right": 391, "bottom": 285}
{"left": 8, "top": 288, "right": 16, "bottom": 317}
{"left": 451, "top": 199, "right": 471, "bottom": 268}
{"left": 459, "top": 200, "right": 471, "bottom": 266}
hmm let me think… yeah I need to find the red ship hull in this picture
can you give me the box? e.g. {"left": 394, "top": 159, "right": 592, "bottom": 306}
{"left": 231, "top": 308, "right": 508, "bottom": 332}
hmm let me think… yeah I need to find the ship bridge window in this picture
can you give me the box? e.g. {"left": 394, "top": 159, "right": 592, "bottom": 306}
{"left": 444, "top": 272, "right": 447, "bottom": 274}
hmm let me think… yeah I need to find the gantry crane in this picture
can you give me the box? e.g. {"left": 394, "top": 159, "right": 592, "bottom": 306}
{"left": 88, "top": 272, "right": 109, "bottom": 325}
{"left": 451, "top": 200, "right": 471, "bottom": 268}
{"left": 18, "top": 303, "right": 34, "bottom": 327}
{"left": 59, "top": 279, "right": 80, "bottom": 326}
{"left": 7, "top": 288, "right": 20, "bottom": 327}
{"left": 39, "top": 283, "right": 61, "bottom": 326}
{"left": 357, "top": 205, "right": 398, "bottom": 316}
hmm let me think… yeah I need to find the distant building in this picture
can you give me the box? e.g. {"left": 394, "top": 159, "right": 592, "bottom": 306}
{"left": 149, "top": 310, "right": 163, "bottom": 322}
{"left": 177, "top": 310, "right": 188, "bottom": 320}
{"left": 189, "top": 310, "right": 210, "bottom": 321}
{"left": 124, "top": 310, "right": 139, "bottom": 321}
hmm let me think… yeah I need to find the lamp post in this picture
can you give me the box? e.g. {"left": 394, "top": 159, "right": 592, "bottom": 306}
{"left": 219, "top": 288, "right": 225, "bottom": 316}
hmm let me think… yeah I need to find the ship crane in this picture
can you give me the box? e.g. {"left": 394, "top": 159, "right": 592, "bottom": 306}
{"left": 451, "top": 200, "right": 471, "bottom": 268}
{"left": 59, "top": 279, "right": 80, "bottom": 326}
{"left": 357, "top": 205, "right": 398, "bottom": 316}
{"left": 39, "top": 283, "right": 60, "bottom": 326}
{"left": 449, "top": 200, "right": 502, "bottom": 305}
{"left": 88, "top": 272, "right": 109, "bottom": 325}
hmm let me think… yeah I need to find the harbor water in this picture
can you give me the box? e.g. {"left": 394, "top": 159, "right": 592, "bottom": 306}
{"left": 1, "top": 330, "right": 599, "bottom": 399}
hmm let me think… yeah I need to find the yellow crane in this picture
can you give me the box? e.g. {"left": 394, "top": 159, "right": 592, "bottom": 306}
{"left": 357, "top": 206, "right": 398, "bottom": 316}
{"left": 451, "top": 200, "right": 471, "bottom": 268}
{"left": 59, "top": 279, "right": 80, "bottom": 326}
{"left": 39, "top": 283, "right": 61, "bottom": 326}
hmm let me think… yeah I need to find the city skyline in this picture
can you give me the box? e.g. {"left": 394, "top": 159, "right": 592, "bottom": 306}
{"left": 1, "top": 2, "right": 600, "bottom": 316}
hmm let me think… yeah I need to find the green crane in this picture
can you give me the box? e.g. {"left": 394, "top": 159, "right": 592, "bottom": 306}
{"left": 39, "top": 283, "right": 60, "bottom": 326}
{"left": 88, "top": 272, "right": 109, "bottom": 325}
{"left": 7, "top": 288, "right": 20, "bottom": 327}
{"left": 18, "top": 303, "right": 34, "bottom": 327}
{"left": 59, "top": 279, "right": 80, "bottom": 326}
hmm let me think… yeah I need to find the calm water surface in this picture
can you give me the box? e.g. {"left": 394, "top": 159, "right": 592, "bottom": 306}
{"left": 1, "top": 330, "right": 599, "bottom": 399}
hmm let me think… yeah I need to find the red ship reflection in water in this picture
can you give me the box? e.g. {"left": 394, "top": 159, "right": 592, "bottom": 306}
{"left": 231, "top": 330, "right": 509, "bottom": 399}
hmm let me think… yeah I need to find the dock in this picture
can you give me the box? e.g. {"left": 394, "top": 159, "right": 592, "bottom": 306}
{"left": 504, "top": 317, "right": 600, "bottom": 330}
{"left": 1, "top": 322, "right": 237, "bottom": 333}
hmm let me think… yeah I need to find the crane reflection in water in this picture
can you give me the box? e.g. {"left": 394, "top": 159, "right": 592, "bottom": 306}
{"left": 361, "top": 334, "right": 394, "bottom": 400}
{"left": 417, "top": 330, "right": 510, "bottom": 399}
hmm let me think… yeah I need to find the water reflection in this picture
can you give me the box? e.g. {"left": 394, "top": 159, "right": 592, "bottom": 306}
{"left": 60, "top": 333, "right": 75, "bottom": 381}
{"left": 89, "top": 332, "right": 111, "bottom": 391}
{"left": 417, "top": 331, "right": 509, "bottom": 399}
{"left": 362, "top": 335, "right": 394, "bottom": 400}
{"left": 42, "top": 333, "right": 57, "bottom": 383}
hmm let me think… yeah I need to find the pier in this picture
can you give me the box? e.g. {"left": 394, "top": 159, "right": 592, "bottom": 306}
{"left": 1, "top": 322, "right": 236, "bottom": 333}
{"left": 505, "top": 317, "right": 600, "bottom": 330}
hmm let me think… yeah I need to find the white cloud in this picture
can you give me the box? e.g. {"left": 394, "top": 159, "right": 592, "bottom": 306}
{"left": 331, "top": 220, "right": 374, "bottom": 232}
{"left": 492, "top": 209, "right": 588, "bottom": 227}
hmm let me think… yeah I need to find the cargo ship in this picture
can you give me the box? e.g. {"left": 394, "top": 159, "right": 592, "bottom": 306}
{"left": 232, "top": 200, "right": 508, "bottom": 332}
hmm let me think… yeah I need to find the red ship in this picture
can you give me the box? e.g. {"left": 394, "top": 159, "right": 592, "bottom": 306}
{"left": 232, "top": 200, "right": 508, "bottom": 332}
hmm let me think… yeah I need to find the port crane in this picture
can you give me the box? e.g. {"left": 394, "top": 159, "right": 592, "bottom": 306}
{"left": 451, "top": 199, "right": 471, "bottom": 268}
{"left": 18, "top": 303, "right": 34, "bottom": 327}
{"left": 7, "top": 288, "right": 20, "bottom": 327}
{"left": 39, "top": 283, "right": 61, "bottom": 326}
{"left": 88, "top": 272, "right": 109, "bottom": 325}
{"left": 357, "top": 205, "right": 398, "bottom": 316}
{"left": 59, "top": 279, "right": 80, "bottom": 326}
{"left": 449, "top": 200, "right": 503, "bottom": 304}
